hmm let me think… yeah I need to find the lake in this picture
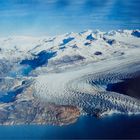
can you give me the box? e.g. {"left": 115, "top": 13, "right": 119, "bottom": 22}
{"left": 0, "top": 114, "right": 140, "bottom": 140}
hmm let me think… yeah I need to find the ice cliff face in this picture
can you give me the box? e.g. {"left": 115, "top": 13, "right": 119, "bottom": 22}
{"left": 0, "top": 30, "right": 140, "bottom": 125}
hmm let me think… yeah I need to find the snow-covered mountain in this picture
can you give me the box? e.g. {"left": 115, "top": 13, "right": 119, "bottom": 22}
{"left": 0, "top": 29, "right": 140, "bottom": 125}
{"left": 0, "top": 29, "right": 140, "bottom": 76}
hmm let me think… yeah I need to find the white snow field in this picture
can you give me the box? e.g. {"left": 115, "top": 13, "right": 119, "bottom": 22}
{"left": 0, "top": 29, "right": 140, "bottom": 117}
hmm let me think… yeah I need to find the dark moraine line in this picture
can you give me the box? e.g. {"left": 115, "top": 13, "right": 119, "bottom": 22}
{"left": 106, "top": 75, "right": 140, "bottom": 99}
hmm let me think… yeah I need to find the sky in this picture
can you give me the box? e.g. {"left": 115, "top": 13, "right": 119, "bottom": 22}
{"left": 0, "top": 0, "right": 140, "bottom": 36}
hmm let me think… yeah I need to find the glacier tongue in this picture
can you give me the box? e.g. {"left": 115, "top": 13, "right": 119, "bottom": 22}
{"left": 33, "top": 48, "right": 140, "bottom": 116}
{"left": 0, "top": 29, "right": 140, "bottom": 119}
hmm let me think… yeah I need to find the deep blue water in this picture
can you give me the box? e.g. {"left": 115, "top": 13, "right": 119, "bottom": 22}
{"left": 0, "top": 81, "right": 30, "bottom": 103}
{"left": 0, "top": 115, "right": 140, "bottom": 139}
{"left": 0, "top": 87, "right": 24, "bottom": 103}
{"left": 20, "top": 51, "right": 56, "bottom": 75}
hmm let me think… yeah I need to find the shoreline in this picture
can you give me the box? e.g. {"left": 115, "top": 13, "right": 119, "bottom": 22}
{"left": 0, "top": 114, "right": 140, "bottom": 139}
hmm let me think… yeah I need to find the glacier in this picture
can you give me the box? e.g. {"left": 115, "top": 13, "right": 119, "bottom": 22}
{"left": 0, "top": 29, "right": 140, "bottom": 125}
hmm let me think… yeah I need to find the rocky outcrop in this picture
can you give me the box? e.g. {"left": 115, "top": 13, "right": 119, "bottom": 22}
{"left": 0, "top": 102, "right": 80, "bottom": 125}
